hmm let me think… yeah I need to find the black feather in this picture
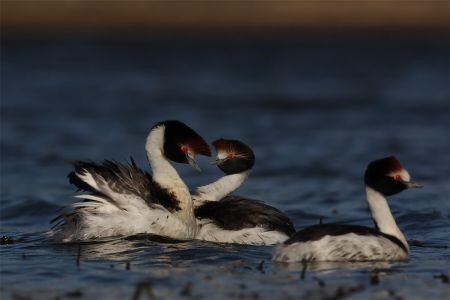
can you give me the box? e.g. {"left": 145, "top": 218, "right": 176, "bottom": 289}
{"left": 68, "top": 161, "right": 98, "bottom": 193}
{"left": 364, "top": 156, "right": 408, "bottom": 196}
{"left": 195, "top": 195, "right": 295, "bottom": 236}
{"left": 67, "top": 159, "right": 181, "bottom": 212}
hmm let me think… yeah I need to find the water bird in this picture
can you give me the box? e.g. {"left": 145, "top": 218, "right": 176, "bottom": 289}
{"left": 193, "top": 139, "right": 295, "bottom": 245}
{"left": 272, "top": 156, "right": 422, "bottom": 262}
{"left": 48, "top": 120, "right": 211, "bottom": 242}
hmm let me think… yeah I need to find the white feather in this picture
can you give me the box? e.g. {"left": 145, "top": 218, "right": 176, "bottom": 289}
{"left": 76, "top": 171, "right": 99, "bottom": 191}
{"left": 47, "top": 203, "right": 192, "bottom": 242}
{"left": 366, "top": 187, "right": 408, "bottom": 251}
{"left": 196, "top": 219, "right": 289, "bottom": 245}
{"left": 48, "top": 124, "right": 198, "bottom": 242}
{"left": 271, "top": 184, "right": 409, "bottom": 262}
{"left": 193, "top": 171, "right": 249, "bottom": 207}
{"left": 272, "top": 233, "right": 408, "bottom": 262}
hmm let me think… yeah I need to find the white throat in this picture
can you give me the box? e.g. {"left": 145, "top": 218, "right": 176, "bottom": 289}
{"left": 145, "top": 126, "right": 196, "bottom": 232}
{"left": 193, "top": 171, "right": 250, "bottom": 204}
{"left": 365, "top": 186, "right": 408, "bottom": 251}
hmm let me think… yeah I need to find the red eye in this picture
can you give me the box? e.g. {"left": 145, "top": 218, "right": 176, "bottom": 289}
{"left": 394, "top": 174, "right": 402, "bottom": 182}
{"left": 180, "top": 145, "right": 188, "bottom": 154}
{"left": 227, "top": 153, "right": 234, "bottom": 160}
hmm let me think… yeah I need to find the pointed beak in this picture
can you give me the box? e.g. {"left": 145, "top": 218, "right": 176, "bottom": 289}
{"left": 186, "top": 153, "right": 201, "bottom": 172}
{"left": 404, "top": 180, "right": 423, "bottom": 188}
{"left": 210, "top": 157, "right": 227, "bottom": 165}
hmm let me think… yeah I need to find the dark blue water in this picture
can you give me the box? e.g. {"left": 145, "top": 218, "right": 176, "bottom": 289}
{"left": 1, "top": 38, "right": 449, "bottom": 299}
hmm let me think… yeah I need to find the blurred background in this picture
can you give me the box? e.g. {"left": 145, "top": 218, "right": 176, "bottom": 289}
{"left": 2, "top": 0, "right": 448, "bottom": 191}
{"left": 1, "top": 1, "right": 449, "bottom": 299}
{"left": 2, "top": 1, "right": 448, "bottom": 37}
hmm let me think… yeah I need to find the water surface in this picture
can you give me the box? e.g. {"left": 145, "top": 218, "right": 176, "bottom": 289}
{"left": 1, "top": 38, "right": 449, "bottom": 299}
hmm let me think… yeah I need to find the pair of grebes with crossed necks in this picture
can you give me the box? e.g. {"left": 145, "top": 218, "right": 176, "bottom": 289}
{"left": 48, "top": 120, "right": 422, "bottom": 262}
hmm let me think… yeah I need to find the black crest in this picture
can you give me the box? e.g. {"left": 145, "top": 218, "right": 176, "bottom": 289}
{"left": 153, "top": 120, "right": 211, "bottom": 164}
{"left": 364, "top": 156, "right": 408, "bottom": 196}
{"left": 213, "top": 139, "right": 255, "bottom": 175}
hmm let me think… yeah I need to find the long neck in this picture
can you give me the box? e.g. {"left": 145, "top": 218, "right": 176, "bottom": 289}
{"left": 146, "top": 127, "right": 195, "bottom": 227}
{"left": 365, "top": 186, "right": 408, "bottom": 251}
{"left": 193, "top": 171, "right": 250, "bottom": 203}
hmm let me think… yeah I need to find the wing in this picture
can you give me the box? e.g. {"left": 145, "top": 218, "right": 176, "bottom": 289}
{"left": 50, "top": 159, "right": 181, "bottom": 239}
{"left": 67, "top": 158, "right": 180, "bottom": 212}
{"left": 195, "top": 195, "right": 296, "bottom": 236}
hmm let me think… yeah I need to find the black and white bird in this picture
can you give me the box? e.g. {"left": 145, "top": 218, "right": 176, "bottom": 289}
{"left": 272, "top": 156, "right": 422, "bottom": 262}
{"left": 193, "top": 139, "right": 295, "bottom": 245}
{"left": 48, "top": 120, "right": 211, "bottom": 242}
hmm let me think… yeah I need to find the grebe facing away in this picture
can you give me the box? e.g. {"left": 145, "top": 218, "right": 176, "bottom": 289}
{"left": 193, "top": 139, "right": 295, "bottom": 245}
{"left": 48, "top": 120, "right": 211, "bottom": 242}
{"left": 273, "top": 156, "right": 422, "bottom": 262}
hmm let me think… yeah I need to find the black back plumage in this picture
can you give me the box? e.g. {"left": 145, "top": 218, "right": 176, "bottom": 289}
{"left": 194, "top": 195, "right": 295, "bottom": 236}
{"left": 68, "top": 158, "right": 181, "bottom": 212}
{"left": 284, "top": 224, "right": 407, "bottom": 253}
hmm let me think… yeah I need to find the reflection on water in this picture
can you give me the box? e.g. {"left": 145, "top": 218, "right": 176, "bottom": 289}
{"left": 273, "top": 260, "right": 400, "bottom": 273}
{"left": 1, "top": 38, "right": 449, "bottom": 299}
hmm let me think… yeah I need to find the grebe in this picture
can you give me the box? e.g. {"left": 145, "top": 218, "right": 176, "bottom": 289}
{"left": 193, "top": 139, "right": 295, "bottom": 245}
{"left": 48, "top": 120, "right": 211, "bottom": 242}
{"left": 192, "top": 139, "right": 254, "bottom": 205}
{"left": 272, "top": 156, "right": 422, "bottom": 262}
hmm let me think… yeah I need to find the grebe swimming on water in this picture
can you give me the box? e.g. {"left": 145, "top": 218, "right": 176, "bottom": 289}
{"left": 193, "top": 139, "right": 295, "bottom": 245}
{"left": 272, "top": 156, "right": 422, "bottom": 262}
{"left": 48, "top": 120, "right": 211, "bottom": 242}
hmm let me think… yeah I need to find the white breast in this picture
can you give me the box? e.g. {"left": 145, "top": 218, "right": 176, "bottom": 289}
{"left": 272, "top": 233, "right": 408, "bottom": 262}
